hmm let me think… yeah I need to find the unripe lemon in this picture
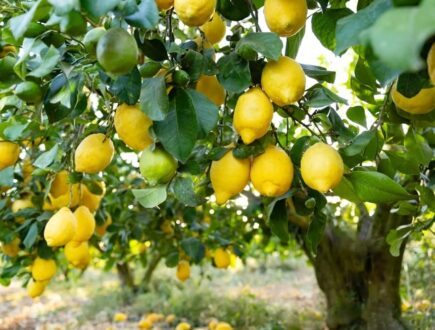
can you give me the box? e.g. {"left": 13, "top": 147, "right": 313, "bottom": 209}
{"left": 139, "top": 146, "right": 178, "bottom": 186}
{"left": 32, "top": 257, "right": 57, "bottom": 281}
{"left": 210, "top": 150, "right": 250, "bottom": 205}
{"left": 176, "top": 260, "right": 191, "bottom": 282}
{"left": 44, "top": 207, "right": 76, "bottom": 247}
{"left": 161, "top": 220, "right": 174, "bottom": 236}
{"left": 72, "top": 206, "right": 96, "bottom": 242}
{"left": 428, "top": 43, "right": 435, "bottom": 84}
{"left": 233, "top": 87, "right": 273, "bottom": 144}
{"left": 175, "top": 322, "right": 191, "bottom": 330}
{"left": 12, "top": 199, "right": 34, "bottom": 223}
{"left": 391, "top": 82, "right": 435, "bottom": 115}
{"left": 1, "top": 237, "right": 20, "bottom": 257}
{"left": 27, "top": 280, "right": 48, "bottom": 298}
{"left": 216, "top": 322, "right": 233, "bottom": 330}
{"left": 200, "top": 14, "right": 226, "bottom": 44}
{"left": 0, "top": 141, "right": 20, "bottom": 171}
{"left": 264, "top": 0, "right": 307, "bottom": 37}
{"left": 156, "top": 0, "right": 174, "bottom": 10}
{"left": 214, "top": 247, "right": 230, "bottom": 269}
{"left": 75, "top": 133, "right": 114, "bottom": 173}
{"left": 261, "top": 56, "right": 306, "bottom": 106}
{"left": 83, "top": 27, "right": 106, "bottom": 56}
{"left": 300, "top": 142, "right": 344, "bottom": 193}
{"left": 114, "top": 312, "right": 128, "bottom": 322}
{"left": 95, "top": 214, "right": 112, "bottom": 236}
{"left": 196, "top": 75, "right": 225, "bottom": 106}
{"left": 114, "top": 104, "right": 153, "bottom": 151}
{"left": 251, "top": 146, "right": 294, "bottom": 197}
{"left": 64, "top": 241, "right": 91, "bottom": 268}
{"left": 79, "top": 181, "right": 106, "bottom": 212}
{"left": 174, "top": 0, "right": 216, "bottom": 27}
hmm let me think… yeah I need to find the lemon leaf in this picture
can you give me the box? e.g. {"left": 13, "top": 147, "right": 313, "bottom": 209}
{"left": 133, "top": 186, "right": 167, "bottom": 208}
{"left": 236, "top": 32, "right": 283, "bottom": 61}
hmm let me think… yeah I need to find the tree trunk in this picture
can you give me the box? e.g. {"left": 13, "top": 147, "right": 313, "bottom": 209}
{"left": 116, "top": 262, "right": 137, "bottom": 292}
{"left": 306, "top": 205, "right": 412, "bottom": 330}
{"left": 142, "top": 252, "right": 162, "bottom": 291}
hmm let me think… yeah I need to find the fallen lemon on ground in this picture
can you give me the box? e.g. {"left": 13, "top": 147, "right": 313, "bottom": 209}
{"left": 75, "top": 133, "right": 114, "bottom": 173}
{"left": 113, "top": 312, "right": 128, "bottom": 322}
{"left": 175, "top": 322, "right": 191, "bottom": 330}
{"left": 216, "top": 322, "right": 233, "bottom": 330}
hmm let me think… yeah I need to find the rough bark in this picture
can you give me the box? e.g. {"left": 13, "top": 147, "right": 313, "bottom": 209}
{"left": 116, "top": 262, "right": 137, "bottom": 292}
{"left": 142, "top": 253, "right": 162, "bottom": 291}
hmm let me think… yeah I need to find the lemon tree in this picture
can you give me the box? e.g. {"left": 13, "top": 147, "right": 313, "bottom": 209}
{"left": 0, "top": 0, "right": 434, "bottom": 329}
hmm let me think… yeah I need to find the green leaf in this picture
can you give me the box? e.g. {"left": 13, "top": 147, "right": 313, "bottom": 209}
{"left": 305, "top": 84, "right": 347, "bottom": 107}
{"left": 332, "top": 176, "right": 361, "bottom": 203}
{"left": 236, "top": 32, "right": 283, "bottom": 61}
{"left": 110, "top": 67, "right": 141, "bottom": 105}
{"left": 397, "top": 71, "right": 433, "bottom": 98}
{"left": 342, "top": 130, "right": 376, "bottom": 157}
{"left": 404, "top": 129, "right": 432, "bottom": 166}
{"left": 286, "top": 27, "right": 305, "bottom": 59}
{"left": 217, "top": 54, "right": 251, "bottom": 94}
{"left": 312, "top": 8, "right": 353, "bottom": 51}
{"left": 386, "top": 227, "right": 412, "bottom": 257}
{"left": 132, "top": 186, "right": 167, "bottom": 208}
{"left": 185, "top": 89, "right": 219, "bottom": 138}
{"left": 347, "top": 170, "right": 413, "bottom": 203}
{"left": 267, "top": 199, "right": 289, "bottom": 242}
{"left": 365, "top": 0, "right": 435, "bottom": 72}
{"left": 181, "top": 50, "right": 205, "bottom": 81}
{"left": 140, "top": 77, "right": 169, "bottom": 121}
{"left": 173, "top": 176, "right": 204, "bottom": 207}
{"left": 80, "top": 0, "right": 121, "bottom": 16}
{"left": 416, "top": 185, "right": 435, "bottom": 211}
{"left": 23, "top": 223, "right": 39, "bottom": 249}
{"left": 139, "top": 39, "right": 168, "bottom": 62}
{"left": 154, "top": 89, "right": 198, "bottom": 162}
{"left": 3, "top": 122, "right": 29, "bottom": 141}
{"left": 347, "top": 106, "right": 367, "bottom": 127}
{"left": 0, "top": 167, "right": 15, "bottom": 186}
{"left": 305, "top": 211, "right": 327, "bottom": 255}
{"left": 28, "top": 45, "right": 61, "bottom": 78}
{"left": 301, "top": 64, "right": 336, "bottom": 83}
{"left": 233, "top": 142, "right": 265, "bottom": 159}
{"left": 9, "top": 0, "right": 46, "bottom": 40}
{"left": 180, "top": 237, "right": 205, "bottom": 263}
{"left": 165, "top": 251, "right": 179, "bottom": 268}
{"left": 290, "top": 136, "right": 311, "bottom": 166}
{"left": 125, "top": 0, "right": 159, "bottom": 30}
{"left": 33, "top": 144, "right": 59, "bottom": 168}
{"left": 385, "top": 150, "right": 420, "bottom": 175}
{"left": 335, "top": 0, "right": 392, "bottom": 54}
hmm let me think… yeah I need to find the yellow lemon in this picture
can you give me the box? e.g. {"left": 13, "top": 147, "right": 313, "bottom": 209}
{"left": 146, "top": 313, "right": 164, "bottom": 324}
{"left": 43, "top": 172, "right": 81, "bottom": 211}
{"left": 391, "top": 82, "right": 435, "bottom": 115}
{"left": 176, "top": 260, "right": 191, "bottom": 282}
{"left": 27, "top": 280, "right": 48, "bottom": 298}
{"left": 75, "top": 133, "right": 114, "bottom": 173}
{"left": 50, "top": 170, "right": 70, "bottom": 197}
{"left": 72, "top": 206, "right": 96, "bottom": 242}
{"left": 113, "top": 312, "right": 128, "bottom": 322}
{"left": 216, "top": 322, "right": 233, "bottom": 330}
{"left": 428, "top": 43, "right": 435, "bottom": 84}
{"left": 261, "top": 56, "right": 306, "bottom": 106}
{"left": 44, "top": 207, "right": 76, "bottom": 247}
{"left": 161, "top": 220, "right": 174, "bottom": 236}
{"left": 32, "top": 257, "right": 57, "bottom": 281}
{"left": 251, "top": 146, "right": 294, "bottom": 197}
{"left": 175, "top": 322, "right": 191, "bottom": 330}
{"left": 233, "top": 87, "right": 273, "bottom": 144}
{"left": 156, "top": 0, "right": 174, "bottom": 10}
{"left": 166, "top": 314, "right": 176, "bottom": 324}
{"left": 79, "top": 181, "right": 106, "bottom": 212}
{"left": 196, "top": 75, "right": 225, "bottom": 106}
{"left": 200, "top": 14, "right": 226, "bottom": 44}
{"left": 214, "top": 247, "right": 230, "bottom": 269}
{"left": 264, "top": 0, "right": 307, "bottom": 37}
{"left": 0, "top": 45, "right": 17, "bottom": 58}
{"left": 138, "top": 319, "right": 152, "bottom": 329}
{"left": 12, "top": 199, "right": 34, "bottom": 224}
{"left": 114, "top": 104, "right": 153, "bottom": 151}
{"left": 174, "top": 0, "right": 216, "bottom": 27}
{"left": 1, "top": 237, "right": 20, "bottom": 257}
{"left": 209, "top": 319, "right": 218, "bottom": 330}
{"left": 193, "top": 36, "right": 214, "bottom": 52}
{"left": 64, "top": 241, "right": 91, "bottom": 268}
{"left": 0, "top": 141, "right": 20, "bottom": 171}
{"left": 210, "top": 149, "right": 250, "bottom": 205}
{"left": 300, "top": 142, "right": 344, "bottom": 193}
{"left": 95, "top": 214, "right": 112, "bottom": 236}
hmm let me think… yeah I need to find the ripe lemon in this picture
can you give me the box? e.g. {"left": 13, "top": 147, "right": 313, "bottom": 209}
{"left": 166, "top": 314, "right": 176, "bottom": 324}
{"left": 428, "top": 44, "right": 435, "bottom": 84}
{"left": 12, "top": 199, "right": 34, "bottom": 224}
{"left": 95, "top": 214, "right": 112, "bottom": 236}
{"left": 214, "top": 248, "right": 230, "bottom": 269}
{"left": 75, "top": 133, "right": 114, "bottom": 173}
{"left": 233, "top": 87, "right": 273, "bottom": 144}
{"left": 1, "top": 237, "right": 20, "bottom": 257}
{"left": 176, "top": 260, "right": 191, "bottom": 282}
{"left": 200, "top": 14, "right": 226, "bottom": 44}
{"left": 0, "top": 45, "right": 16, "bottom": 58}
{"left": 391, "top": 82, "right": 435, "bottom": 115}
{"left": 27, "top": 280, "right": 48, "bottom": 298}
{"left": 32, "top": 257, "right": 57, "bottom": 281}
{"left": 50, "top": 170, "right": 70, "bottom": 197}
{"left": 79, "top": 181, "right": 106, "bottom": 212}
{"left": 146, "top": 313, "right": 164, "bottom": 324}
{"left": 64, "top": 241, "right": 91, "bottom": 268}
{"left": 139, "top": 146, "right": 178, "bottom": 185}
{"left": 300, "top": 142, "right": 344, "bottom": 193}
{"left": 196, "top": 75, "right": 225, "bottom": 106}
{"left": 44, "top": 207, "right": 76, "bottom": 247}
{"left": 43, "top": 172, "right": 80, "bottom": 211}
{"left": 83, "top": 27, "right": 106, "bottom": 56}
{"left": 174, "top": 0, "right": 216, "bottom": 27}
{"left": 138, "top": 319, "right": 152, "bottom": 329}
{"left": 216, "top": 322, "right": 233, "bottom": 330}
{"left": 175, "top": 322, "right": 191, "bottom": 330}
{"left": 114, "top": 104, "right": 153, "bottom": 151}
{"left": 156, "top": 0, "right": 174, "bottom": 10}
{"left": 210, "top": 149, "right": 250, "bottom": 205}
{"left": 209, "top": 320, "right": 218, "bottom": 330}
{"left": 72, "top": 206, "right": 96, "bottom": 242}
{"left": 96, "top": 28, "right": 138, "bottom": 76}
{"left": 251, "top": 146, "right": 294, "bottom": 197}
{"left": 0, "top": 141, "right": 20, "bottom": 170}
{"left": 264, "top": 0, "right": 307, "bottom": 37}
{"left": 113, "top": 312, "right": 128, "bottom": 322}
{"left": 261, "top": 56, "right": 306, "bottom": 106}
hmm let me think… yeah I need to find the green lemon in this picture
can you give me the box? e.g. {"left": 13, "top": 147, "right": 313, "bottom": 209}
{"left": 139, "top": 146, "right": 178, "bottom": 186}
{"left": 15, "top": 81, "right": 43, "bottom": 103}
{"left": 139, "top": 61, "right": 162, "bottom": 78}
{"left": 96, "top": 28, "right": 138, "bottom": 76}
{"left": 83, "top": 27, "right": 106, "bottom": 56}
